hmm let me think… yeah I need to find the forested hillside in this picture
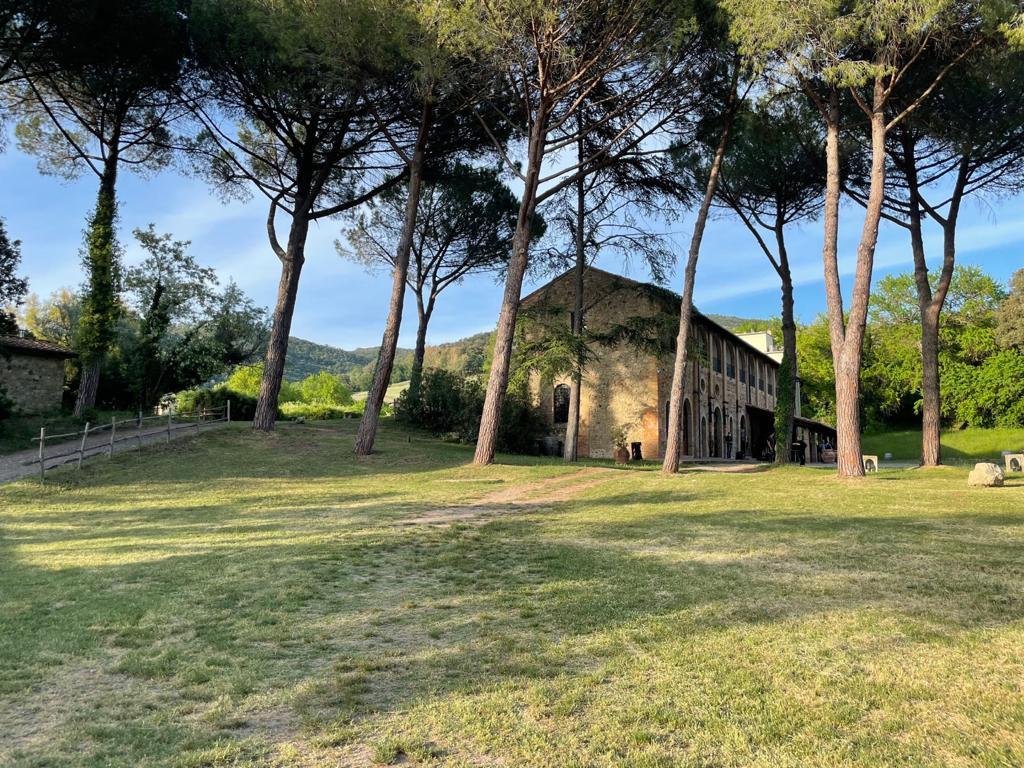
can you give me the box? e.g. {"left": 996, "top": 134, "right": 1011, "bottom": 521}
{"left": 284, "top": 332, "right": 494, "bottom": 390}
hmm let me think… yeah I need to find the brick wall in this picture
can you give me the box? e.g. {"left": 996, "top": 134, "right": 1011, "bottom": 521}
{"left": 0, "top": 352, "right": 66, "bottom": 414}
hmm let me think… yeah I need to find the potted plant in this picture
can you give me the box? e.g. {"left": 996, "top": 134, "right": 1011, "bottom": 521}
{"left": 611, "top": 424, "right": 630, "bottom": 464}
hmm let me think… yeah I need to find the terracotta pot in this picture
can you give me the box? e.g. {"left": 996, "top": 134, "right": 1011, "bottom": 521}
{"left": 614, "top": 446, "right": 630, "bottom": 465}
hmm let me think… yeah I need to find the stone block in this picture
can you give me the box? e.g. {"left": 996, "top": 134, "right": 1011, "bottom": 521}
{"left": 1004, "top": 453, "right": 1023, "bottom": 473}
{"left": 968, "top": 463, "right": 1004, "bottom": 488}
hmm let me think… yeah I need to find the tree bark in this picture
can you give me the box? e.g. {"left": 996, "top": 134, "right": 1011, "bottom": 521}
{"left": 563, "top": 149, "right": 587, "bottom": 463}
{"left": 355, "top": 102, "right": 432, "bottom": 455}
{"left": 253, "top": 214, "right": 308, "bottom": 431}
{"left": 663, "top": 77, "right": 738, "bottom": 474}
{"left": 901, "top": 132, "right": 963, "bottom": 467}
{"left": 774, "top": 242, "right": 797, "bottom": 465}
{"left": 73, "top": 146, "right": 120, "bottom": 417}
{"left": 825, "top": 80, "right": 887, "bottom": 478}
{"left": 473, "top": 109, "right": 548, "bottom": 466}
{"left": 408, "top": 293, "right": 434, "bottom": 402}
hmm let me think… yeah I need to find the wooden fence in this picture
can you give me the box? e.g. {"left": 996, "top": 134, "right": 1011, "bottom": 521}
{"left": 30, "top": 402, "right": 230, "bottom": 483}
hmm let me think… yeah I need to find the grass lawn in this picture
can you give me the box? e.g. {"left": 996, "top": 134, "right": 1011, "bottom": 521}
{"left": 862, "top": 427, "right": 1024, "bottom": 464}
{"left": 2, "top": 421, "right": 1024, "bottom": 767}
{"left": 352, "top": 381, "right": 410, "bottom": 404}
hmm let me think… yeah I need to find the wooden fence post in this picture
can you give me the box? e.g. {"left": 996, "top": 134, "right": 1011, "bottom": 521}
{"left": 226, "top": 399, "right": 231, "bottom": 423}
{"left": 109, "top": 417, "right": 116, "bottom": 457}
{"left": 167, "top": 413, "right": 172, "bottom": 443}
{"left": 137, "top": 410, "right": 143, "bottom": 453}
{"left": 38, "top": 427, "right": 46, "bottom": 484}
{"left": 78, "top": 422, "right": 90, "bottom": 469}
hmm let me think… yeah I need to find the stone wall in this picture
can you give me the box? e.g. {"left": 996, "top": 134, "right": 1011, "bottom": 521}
{"left": 0, "top": 352, "right": 66, "bottom": 414}
{"left": 523, "top": 268, "right": 781, "bottom": 461}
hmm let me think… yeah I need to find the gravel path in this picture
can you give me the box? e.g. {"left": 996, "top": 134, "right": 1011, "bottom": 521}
{"left": 0, "top": 421, "right": 228, "bottom": 484}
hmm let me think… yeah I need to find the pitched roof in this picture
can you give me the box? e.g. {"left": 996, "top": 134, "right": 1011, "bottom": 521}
{"left": 0, "top": 335, "right": 77, "bottom": 358}
{"left": 520, "top": 266, "right": 782, "bottom": 367}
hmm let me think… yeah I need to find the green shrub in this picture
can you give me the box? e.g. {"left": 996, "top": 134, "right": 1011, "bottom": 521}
{"left": 224, "top": 363, "right": 263, "bottom": 398}
{"left": 279, "top": 401, "right": 364, "bottom": 421}
{"left": 395, "top": 369, "right": 544, "bottom": 453}
{"left": 297, "top": 371, "right": 353, "bottom": 405}
{"left": 177, "top": 385, "right": 258, "bottom": 420}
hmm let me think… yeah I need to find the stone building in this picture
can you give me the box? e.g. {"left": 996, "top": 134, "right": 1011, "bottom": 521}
{"left": 521, "top": 268, "right": 835, "bottom": 462}
{"left": 0, "top": 335, "right": 76, "bottom": 414}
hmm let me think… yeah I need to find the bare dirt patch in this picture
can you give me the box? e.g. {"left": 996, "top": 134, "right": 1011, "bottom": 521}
{"left": 400, "top": 468, "right": 618, "bottom": 525}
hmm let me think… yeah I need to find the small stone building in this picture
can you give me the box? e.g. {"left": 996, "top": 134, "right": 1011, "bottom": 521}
{"left": 521, "top": 268, "right": 835, "bottom": 462}
{"left": 0, "top": 335, "right": 76, "bottom": 414}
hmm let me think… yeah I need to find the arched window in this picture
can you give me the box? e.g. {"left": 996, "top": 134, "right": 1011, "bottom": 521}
{"left": 713, "top": 338, "right": 722, "bottom": 373}
{"left": 553, "top": 384, "right": 570, "bottom": 424}
{"left": 739, "top": 354, "right": 746, "bottom": 384}
{"left": 726, "top": 346, "right": 736, "bottom": 379}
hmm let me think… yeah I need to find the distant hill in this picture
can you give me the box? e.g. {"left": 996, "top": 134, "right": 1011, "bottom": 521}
{"left": 286, "top": 316, "right": 766, "bottom": 389}
{"left": 283, "top": 332, "right": 491, "bottom": 391}
{"left": 283, "top": 337, "right": 413, "bottom": 381}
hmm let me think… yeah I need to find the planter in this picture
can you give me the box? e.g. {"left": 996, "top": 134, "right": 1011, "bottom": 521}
{"left": 614, "top": 446, "right": 629, "bottom": 465}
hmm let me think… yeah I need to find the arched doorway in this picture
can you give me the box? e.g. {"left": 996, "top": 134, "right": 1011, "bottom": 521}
{"left": 713, "top": 407, "right": 722, "bottom": 458}
{"left": 682, "top": 399, "right": 692, "bottom": 456}
{"left": 699, "top": 416, "right": 707, "bottom": 459}
{"left": 739, "top": 414, "right": 747, "bottom": 458}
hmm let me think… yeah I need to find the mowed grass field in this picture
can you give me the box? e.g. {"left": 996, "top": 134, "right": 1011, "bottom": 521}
{"left": 862, "top": 427, "right": 1024, "bottom": 464}
{"left": 2, "top": 421, "right": 1024, "bottom": 767}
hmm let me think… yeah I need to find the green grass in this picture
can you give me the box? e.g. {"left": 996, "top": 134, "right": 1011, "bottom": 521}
{"left": 2, "top": 420, "right": 1024, "bottom": 767}
{"left": 862, "top": 427, "right": 1024, "bottom": 464}
{"left": 0, "top": 409, "right": 135, "bottom": 455}
{"left": 352, "top": 380, "right": 410, "bottom": 404}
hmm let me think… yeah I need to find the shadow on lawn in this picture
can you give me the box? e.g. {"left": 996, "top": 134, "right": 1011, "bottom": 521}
{"left": 4, "top": 441, "right": 1024, "bottom": 764}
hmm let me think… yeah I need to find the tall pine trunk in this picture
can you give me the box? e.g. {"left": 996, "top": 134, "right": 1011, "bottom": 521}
{"left": 774, "top": 248, "right": 797, "bottom": 465}
{"left": 74, "top": 147, "right": 120, "bottom": 417}
{"left": 408, "top": 294, "right": 433, "bottom": 402}
{"left": 663, "top": 77, "right": 738, "bottom": 474}
{"left": 253, "top": 212, "right": 308, "bottom": 431}
{"left": 563, "top": 159, "right": 587, "bottom": 463}
{"left": 903, "top": 133, "right": 962, "bottom": 467}
{"left": 823, "top": 81, "right": 887, "bottom": 478}
{"left": 355, "top": 102, "right": 431, "bottom": 455}
{"left": 473, "top": 110, "right": 548, "bottom": 466}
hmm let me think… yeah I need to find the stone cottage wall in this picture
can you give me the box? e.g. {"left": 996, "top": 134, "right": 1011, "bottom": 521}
{"left": 0, "top": 353, "right": 65, "bottom": 414}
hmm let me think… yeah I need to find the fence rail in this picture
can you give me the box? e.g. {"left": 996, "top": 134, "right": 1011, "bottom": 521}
{"left": 29, "top": 401, "right": 231, "bottom": 483}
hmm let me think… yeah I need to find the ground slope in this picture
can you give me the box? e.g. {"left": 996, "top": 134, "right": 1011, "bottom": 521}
{"left": 1, "top": 421, "right": 1023, "bottom": 767}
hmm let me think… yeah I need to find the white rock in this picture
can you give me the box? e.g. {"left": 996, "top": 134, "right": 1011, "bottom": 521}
{"left": 968, "top": 462, "right": 1004, "bottom": 488}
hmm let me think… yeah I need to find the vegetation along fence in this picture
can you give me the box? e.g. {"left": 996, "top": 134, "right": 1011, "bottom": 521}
{"left": 30, "top": 402, "right": 231, "bottom": 483}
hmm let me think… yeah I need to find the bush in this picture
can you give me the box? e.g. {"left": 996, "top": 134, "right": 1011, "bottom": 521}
{"left": 177, "top": 384, "right": 258, "bottom": 420}
{"left": 395, "top": 369, "right": 544, "bottom": 453}
{"left": 224, "top": 363, "right": 263, "bottom": 398}
{"left": 280, "top": 400, "right": 365, "bottom": 421}
{"left": 297, "top": 371, "right": 352, "bottom": 405}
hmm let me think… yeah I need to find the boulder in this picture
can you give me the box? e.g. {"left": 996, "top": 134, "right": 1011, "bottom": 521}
{"left": 968, "top": 463, "right": 1004, "bottom": 488}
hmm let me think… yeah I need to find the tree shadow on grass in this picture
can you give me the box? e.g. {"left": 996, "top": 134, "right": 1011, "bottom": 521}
{"left": 5, "top": 453, "right": 1024, "bottom": 765}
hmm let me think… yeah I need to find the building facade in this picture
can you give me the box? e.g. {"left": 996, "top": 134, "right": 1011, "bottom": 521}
{"left": 521, "top": 268, "right": 835, "bottom": 462}
{"left": 0, "top": 335, "right": 76, "bottom": 414}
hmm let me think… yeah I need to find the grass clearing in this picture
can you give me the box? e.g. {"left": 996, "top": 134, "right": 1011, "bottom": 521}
{"left": 2, "top": 420, "right": 1023, "bottom": 766}
{"left": 862, "top": 427, "right": 1024, "bottom": 464}
{"left": 352, "top": 380, "right": 409, "bottom": 404}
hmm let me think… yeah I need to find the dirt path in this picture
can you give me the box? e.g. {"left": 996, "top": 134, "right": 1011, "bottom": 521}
{"left": 401, "top": 467, "right": 619, "bottom": 525}
{"left": 0, "top": 421, "right": 228, "bottom": 484}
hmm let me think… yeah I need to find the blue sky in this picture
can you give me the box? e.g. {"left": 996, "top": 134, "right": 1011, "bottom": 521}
{"left": 2, "top": 141, "right": 1021, "bottom": 350}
